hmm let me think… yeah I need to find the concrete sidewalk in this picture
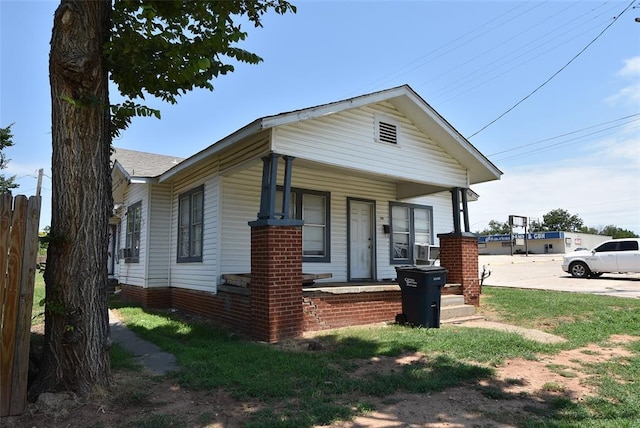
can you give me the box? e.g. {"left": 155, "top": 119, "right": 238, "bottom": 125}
{"left": 109, "top": 310, "right": 177, "bottom": 375}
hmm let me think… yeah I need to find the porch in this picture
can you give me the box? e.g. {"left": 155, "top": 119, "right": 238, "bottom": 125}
{"left": 218, "top": 274, "right": 475, "bottom": 332}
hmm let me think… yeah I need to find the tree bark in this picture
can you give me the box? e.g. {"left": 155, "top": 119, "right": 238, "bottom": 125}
{"left": 32, "top": 0, "right": 112, "bottom": 397}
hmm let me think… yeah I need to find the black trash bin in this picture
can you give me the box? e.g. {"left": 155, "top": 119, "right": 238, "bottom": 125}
{"left": 395, "top": 266, "right": 448, "bottom": 328}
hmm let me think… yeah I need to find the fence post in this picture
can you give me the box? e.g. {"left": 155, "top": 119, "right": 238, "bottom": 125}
{"left": 0, "top": 194, "right": 42, "bottom": 416}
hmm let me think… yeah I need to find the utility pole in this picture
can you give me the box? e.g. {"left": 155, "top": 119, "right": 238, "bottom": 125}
{"left": 36, "top": 168, "right": 43, "bottom": 197}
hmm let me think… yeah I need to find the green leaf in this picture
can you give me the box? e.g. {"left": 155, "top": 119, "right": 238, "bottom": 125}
{"left": 197, "top": 58, "right": 210, "bottom": 70}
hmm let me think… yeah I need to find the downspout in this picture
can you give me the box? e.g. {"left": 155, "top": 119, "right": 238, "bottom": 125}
{"left": 144, "top": 184, "right": 152, "bottom": 288}
{"left": 168, "top": 180, "right": 174, "bottom": 289}
{"left": 216, "top": 159, "right": 221, "bottom": 292}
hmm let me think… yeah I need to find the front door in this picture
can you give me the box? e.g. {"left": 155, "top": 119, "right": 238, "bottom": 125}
{"left": 349, "top": 200, "right": 374, "bottom": 280}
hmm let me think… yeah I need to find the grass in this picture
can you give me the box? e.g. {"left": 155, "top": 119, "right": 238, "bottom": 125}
{"left": 31, "top": 271, "right": 45, "bottom": 325}
{"left": 30, "top": 275, "right": 640, "bottom": 427}
{"left": 479, "top": 287, "right": 640, "bottom": 347}
{"left": 107, "top": 286, "right": 640, "bottom": 427}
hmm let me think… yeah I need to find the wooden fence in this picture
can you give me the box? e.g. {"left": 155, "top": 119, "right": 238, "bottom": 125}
{"left": 0, "top": 193, "right": 42, "bottom": 416}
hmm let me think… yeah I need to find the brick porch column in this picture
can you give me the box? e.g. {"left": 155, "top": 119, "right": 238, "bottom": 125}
{"left": 438, "top": 232, "right": 481, "bottom": 306}
{"left": 250, "top": 225, "right": 303, "bottom": 343}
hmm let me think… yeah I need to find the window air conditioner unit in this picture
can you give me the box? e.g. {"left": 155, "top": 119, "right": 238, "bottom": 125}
{"left": 415, "top": 244, "right": 440, "bottom": 265}
{"left": 118, "top": 248, "right": 131, "bottom": 259}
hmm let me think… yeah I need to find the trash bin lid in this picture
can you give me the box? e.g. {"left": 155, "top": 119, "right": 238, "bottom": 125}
{"left": 395, "top": 266, "right": 448, "bottom": 273}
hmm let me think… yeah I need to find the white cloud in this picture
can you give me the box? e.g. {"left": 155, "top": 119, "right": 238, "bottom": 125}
{"left": 4, "top": 162, "right": 44, "bottom": 179}
{"left": 469, "top": 153, "right": 640, "bottom": 235}
{"left": 589, "top": 123, "right": 640, "bottom": 166}
{"left": 607, "top": 56, "right": 640, "bottom": 106}
{"left": 618, "top": 56, "right": 640, "bottom": 77}
{"left": 471, "top": 59, "right": 640, "bottom": 235}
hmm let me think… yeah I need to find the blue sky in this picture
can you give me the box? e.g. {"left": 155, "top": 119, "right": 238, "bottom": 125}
{"left": 1, "top": 1, "right": 639, "bottom": 234}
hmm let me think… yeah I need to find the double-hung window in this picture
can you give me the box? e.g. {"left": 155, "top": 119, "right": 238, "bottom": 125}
{"left": 389, "top": 202, "right": 433, "bottom": 264}
{"left": 177, "top": 185, "right": 204, "bottom": 263}
{"left": 276, "top": 187, "right": 330, "bottom": 262}
{"left": 125, "top": 201, "right": 142, "bottom": 263}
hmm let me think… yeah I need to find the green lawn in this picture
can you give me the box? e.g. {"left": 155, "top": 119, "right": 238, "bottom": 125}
{"left": 30, "top": 273, "right": 640, "bottom": 427}
{"left": 31, "top": 271, "right": 45, "bottom": 324}
{"left": 107, "top": 287, "right": 640, "bottom": 427}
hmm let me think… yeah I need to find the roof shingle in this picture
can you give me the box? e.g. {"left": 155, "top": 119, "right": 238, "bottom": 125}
{"left": 111, "top": 147, "right": 184, "bottom": 177}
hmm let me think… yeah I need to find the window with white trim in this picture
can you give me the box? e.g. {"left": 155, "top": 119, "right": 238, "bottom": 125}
{"left": 125, "top": 201, "right": 142, "bottom": 263}
{"left": 177, "top": 185, "right": 204, "bottom": 263}
{"left": 390, "top": 202, "right": 433, "bottom": 264}
{"left": 277, "top": 188, "right": 330, "bottom": 262}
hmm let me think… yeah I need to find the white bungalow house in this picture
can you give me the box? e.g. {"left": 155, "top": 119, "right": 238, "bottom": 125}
{"left": 110, "top": 85, "right": 502, "bottom": 342}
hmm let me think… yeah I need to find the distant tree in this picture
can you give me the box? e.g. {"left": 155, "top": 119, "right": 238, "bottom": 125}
{"left": 39, "top": 225, "right": 51, "bottom": 255}
{"left": 541, "top": 209, "right": 584, "bottom": 232}
{"left": 579, "top": 226, "right": 599, "bottom": 235}
{"left": 599, "top": 225, "right": 638, "bottom": 239}
{"left": 0, "top": 124, "right": 19, "bottom": 193}
{"left": 528, "top": 219, "right": 544, "bottom": 232}
{"left": 478, "top": 219, "right": 510, "bottom": 235}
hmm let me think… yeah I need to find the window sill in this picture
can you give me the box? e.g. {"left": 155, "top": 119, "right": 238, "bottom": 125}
{"left": 177, "top": 258, "right": 203, "bottom": 264}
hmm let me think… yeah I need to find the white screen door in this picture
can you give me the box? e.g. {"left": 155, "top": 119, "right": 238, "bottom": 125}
{"left": 349, "top": 200, "right": 374, "bottom": 280}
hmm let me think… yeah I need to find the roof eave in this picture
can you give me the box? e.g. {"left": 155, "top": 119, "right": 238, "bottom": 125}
{"left": 159, "top": 119, "right": 264, "bottom": 182}
{"left": 388, "top": 88, "right": 503, "bottom": 184}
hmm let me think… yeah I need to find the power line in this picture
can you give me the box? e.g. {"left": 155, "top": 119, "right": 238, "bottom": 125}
{"left": 419, "top": 1, "right": 612, "bottom": 101}
{"left": 350, "top": 1, "right": 541, "bottom": 95}
{"left": 494, "top": 123, "right": 640, "bottom": 162}
{"left": 489, "top": 113, "right": 640, "bottom": 156}
{"left": 429, "top": 14, "right": 615, "bottom": 105}
{"left": 467, "top": 0, "right": 637, "bottom": 139}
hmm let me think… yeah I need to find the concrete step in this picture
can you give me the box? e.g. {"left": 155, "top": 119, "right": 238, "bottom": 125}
{"left": 441, "top": 303, "right": 476, "bottom": 321}
{"left": 441, "top": 295, "right": 465, "bottom": 307}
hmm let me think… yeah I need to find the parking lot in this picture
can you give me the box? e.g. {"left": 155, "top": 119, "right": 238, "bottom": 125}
{"left": 478, "top": 254, "right": 640, "bottom": 299}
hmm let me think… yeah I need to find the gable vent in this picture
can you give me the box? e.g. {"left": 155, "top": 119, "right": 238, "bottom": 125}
{"left": 378, "top": 121, "right": 398, "bottom": 144}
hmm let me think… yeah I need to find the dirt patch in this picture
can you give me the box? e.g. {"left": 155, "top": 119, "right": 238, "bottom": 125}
{"left": 5, "top": 335, "right": 637, "bottom": 427}
{"left": 321, "top": 334, "right": 638, "bottom": 428}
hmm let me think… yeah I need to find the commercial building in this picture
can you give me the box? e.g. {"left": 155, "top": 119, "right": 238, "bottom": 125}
{"left": 478, "top": 232, "right": 611, "bottom": 255}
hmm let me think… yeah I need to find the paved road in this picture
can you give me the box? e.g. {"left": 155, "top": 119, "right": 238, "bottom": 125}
{"left": 478, "top": 254, "right": 640, "bottom": 299}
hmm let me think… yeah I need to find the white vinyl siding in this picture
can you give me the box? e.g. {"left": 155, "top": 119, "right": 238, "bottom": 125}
{"left": 272, "top": 101, "right": 468, "bottom": 189}
{"left": 220, "top": 163, "right": 454, "bottom": 283}
{"left": 117, "top": 183, "right": 172, "bottom": 288}
{"left": 169, "top": 158, "right": 219, "bottom": 292}
{"left": 220, "top": 167, "right": 262, "bottom": 276}
{"left": 117, "top": 183, "right": 148, "bottom": 287}
{"left": 147, "top": 184, "right": 172, "bottom": 288}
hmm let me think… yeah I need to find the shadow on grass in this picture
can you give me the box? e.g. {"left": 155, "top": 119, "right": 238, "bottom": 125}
{"left": 107, "top": 297, "right": 604, "bottom": 427}
{"left": 109, "top": 298, "right": 496, "bottom": 425}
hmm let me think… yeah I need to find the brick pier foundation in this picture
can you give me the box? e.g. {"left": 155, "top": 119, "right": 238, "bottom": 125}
{"left": 438, "top": 232, "right": 480, "bottom": 306}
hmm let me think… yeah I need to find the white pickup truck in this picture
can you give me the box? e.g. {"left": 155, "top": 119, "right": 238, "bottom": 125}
{"left": 562, "top": 238, "right": 640, "bottom": 278}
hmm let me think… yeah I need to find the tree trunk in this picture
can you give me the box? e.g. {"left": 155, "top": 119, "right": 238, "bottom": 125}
{"left": 32, "top": 0, "right": 112, "bottom": 397}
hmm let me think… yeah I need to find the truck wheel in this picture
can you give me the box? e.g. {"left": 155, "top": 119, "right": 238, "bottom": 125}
{"left": 570, "top": 261, "right": 590, "bottom": 278}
